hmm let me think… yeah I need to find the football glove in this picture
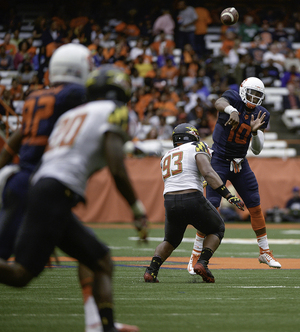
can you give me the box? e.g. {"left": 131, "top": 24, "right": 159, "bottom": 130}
{"left": 227, "top": 195, "right": 245, "bottom": 211}
{"left": 131, "top": 200, "right": 149, "bottom": 242}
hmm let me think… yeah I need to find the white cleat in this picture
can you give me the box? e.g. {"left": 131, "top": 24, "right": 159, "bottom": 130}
{"left": 86, "top": 323, "right": 140, "bottom": 332}
{"left": 258, "top": 250, "right": 281, "bottom": 268}
{"left": 187, "top": 253, "right": 200, "bottom": 275}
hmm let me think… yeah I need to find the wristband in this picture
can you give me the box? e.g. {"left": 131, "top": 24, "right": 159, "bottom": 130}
{"left": 131, "top": 200, "right": 146, "bottom": 217}
{"left": 224, "top": 105, "right": 238, "bottom": 115}
{"left": 215, "top": 184, "right": 231, "bottom": 198}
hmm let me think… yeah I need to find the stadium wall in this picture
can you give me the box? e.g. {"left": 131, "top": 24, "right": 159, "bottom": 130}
{"left": 74, "top": 156, "right": 300, "bottom": 223}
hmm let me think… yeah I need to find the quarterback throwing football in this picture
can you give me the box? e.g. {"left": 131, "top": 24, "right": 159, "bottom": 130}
{"left": 187, "top": 77, "right": 281, "bottom": 275}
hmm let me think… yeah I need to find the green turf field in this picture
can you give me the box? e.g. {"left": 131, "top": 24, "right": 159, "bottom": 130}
{"left": 1, "top": 223, "right": 299, "bottom": 332}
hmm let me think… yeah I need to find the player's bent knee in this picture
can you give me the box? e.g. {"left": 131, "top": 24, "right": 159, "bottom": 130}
{"left": 95, "top": 252, "right": 114, "bottom": 276}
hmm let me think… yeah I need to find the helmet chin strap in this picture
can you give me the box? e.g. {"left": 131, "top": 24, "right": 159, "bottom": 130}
{"left": 246, "top": 101, "right": 255, "bottom": 109}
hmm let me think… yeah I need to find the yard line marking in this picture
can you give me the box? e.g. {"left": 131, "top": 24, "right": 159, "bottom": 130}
{"left": 128, "top": 237, "right": 300, "bottom": 244}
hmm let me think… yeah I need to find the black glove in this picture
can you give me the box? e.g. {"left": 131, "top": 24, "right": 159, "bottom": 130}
{"left": 227, "top": 195, "right": 245, "bottom": 211}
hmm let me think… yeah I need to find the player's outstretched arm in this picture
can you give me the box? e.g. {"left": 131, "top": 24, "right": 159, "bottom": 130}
{"left": 0, "top": 128, "right": 22, "bottom": 169}
{"left": 196, "top": 153, "right": 244, "bottom": 210}
{"left": 104, "top": 131, "right": 148, "bottom": 240}
{"left": 215, "top": 97, "right": 239, "bottom": 130}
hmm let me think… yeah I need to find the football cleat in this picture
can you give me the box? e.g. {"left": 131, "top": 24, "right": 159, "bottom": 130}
{"left": 115, "top": 322, "right": 140, "bottom": 332}
{"left": 258, "top": 249, "right": 281, "bottom": 268}
{"left": 144, "top": 268, "right": 159, "bottom": 283}
{"left": 85, "top": 323, "right": 140, "bottom": 332}
{"left": 193, "top": 260, "right": 215, "bottom": 283}
{"left": 187, "top": 253, "right": 200, "bottom": 275}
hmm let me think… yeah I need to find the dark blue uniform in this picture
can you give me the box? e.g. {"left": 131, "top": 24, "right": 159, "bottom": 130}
{"left": 206, "top": 89, "right": 270, "bottom": 209}
{"left": 0, "top": 83, "right": 86, "bottom": 259}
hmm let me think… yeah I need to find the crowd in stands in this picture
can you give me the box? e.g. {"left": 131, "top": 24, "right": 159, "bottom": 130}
{"left": 1, "top": 0, "right": 300, "bottom": 140}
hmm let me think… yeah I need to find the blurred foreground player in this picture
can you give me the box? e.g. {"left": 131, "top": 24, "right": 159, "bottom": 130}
{"left": 187, "top": 77, "right": 281, "bottom": 275}
{"left": 0, "top": 43, "right": 91, "bottom": 259}
{"left": 0, "top": 65, "right": 147, "bottom": 332}
{"left": 144, "top": 123, "right": 244, "bottom": 283}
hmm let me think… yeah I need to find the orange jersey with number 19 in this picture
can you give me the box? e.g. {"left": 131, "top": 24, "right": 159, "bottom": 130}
{"left": 161, "top": 141, "right": 211, "bottom": 195}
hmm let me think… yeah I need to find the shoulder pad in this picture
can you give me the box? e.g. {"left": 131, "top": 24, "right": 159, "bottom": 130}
{"left": 193, "top": 141, "right": 209, "bottom": 154}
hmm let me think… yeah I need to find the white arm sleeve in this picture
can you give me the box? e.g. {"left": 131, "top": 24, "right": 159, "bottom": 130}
{"left": 250, "top": 130, "right": 264, "bottom": 155}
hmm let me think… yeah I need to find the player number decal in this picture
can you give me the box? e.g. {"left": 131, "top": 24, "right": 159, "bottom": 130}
{"left": 162, "top": 151, "right": 183, "bottom": 180}
{"left": 227, "top": 123, "right": 251, "bottom": 144}
{"left": 47, "top": 113, "right": 87, "bottom": 150}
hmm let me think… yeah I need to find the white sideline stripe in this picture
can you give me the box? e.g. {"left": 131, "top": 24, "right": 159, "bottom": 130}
{"left": 128, "top": 237, "right": 300, "bottom": 244}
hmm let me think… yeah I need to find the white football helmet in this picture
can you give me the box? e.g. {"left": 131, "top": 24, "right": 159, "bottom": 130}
{"left": 49, "top": 44, "right": 93, "bottom": 85}
{"left": 239, "top": 77, "right": 265, "bottom": 109}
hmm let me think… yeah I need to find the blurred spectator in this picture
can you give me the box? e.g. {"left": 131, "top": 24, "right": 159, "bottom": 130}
{"left": 0, "top": 78, "right": 6, "bottom": 96}
{"left": 0, "top": 45, "right": 14, "bottom": 70}
{"left": 156, "top": 48, "right": 176, "bottom": 68}
{"left": 9, "top": 78, "right": 23, "bottom": 101}
{"left": 139, "top": 14, "right": 153, "bottom": 41}
{"left": 273, "top": 22, "right": 289, "bottom": 42}
{"left": 238, "top": 15, "right": 260, "bottom": 42}
{"left": 259, "top": 59, "right": 280, "bottom": 87}
{"left": 129, "top": 39, "right": 144, "bottom": 60}
{"left": 26, "top": 74, "right": 44, "bottom": 94}
{"left": 253, "top": 20, "right": 273, "bottom": 48}
{"left": 220, "top": 30, "right": 237, "bottom": 57}
{"left": 282, "top": 83, "right": 300, "bottom": 110}
{"left": 115, "top": 19, "right": 140, "bottom": 38}
{"left": 153, "top": 91, "right": 178, "bottom": 117}
{"left": 88, "top": 37, "right": 101, "bottom": 55}
{"left": 152, "top": 9, "right": 175, "bottom": 40}
{"left": 262, "top": 42, "right": 286, "bottom": 74}
{"left": 0, "top": 33, "right": 17, "bottom": 57}
{"left": 281, "top": 64, "right": 300, "bottom": 87}
{"left": 225, "top": 38, "right": 248, "bottom": 69}
{"left": 32, "top": 16, "right": 46, "bottom": 40}
{"left": 248, "top": 37, "right": 267, "bottom": 64}
{"left": 134, "top": 55, "right": 153, "bottom": 77}
{"left": 90, "top": 23, "right": 103, "bottom": 42}
{"left": 42, "top": 20, "right": 61, "bottom": 46}
{"left": 160, "top": 58, "right": 179, "bottom": 83}
{"left": 197, "top": 67, "right": 211, "bottom": 92}
{"left": 156, "top": 115, "right": 173, "bottom": 139}
{"left": 10, "top": 29, "right": 21, "bottom": 48}
{"left": 282, "top": 186, "right": 300, "bottom": 222}
{"left": 14, "top": 40, "right": 31, "bottom": 70}
{"left": 194, "top": 5, "right": 212, "bottom": 59}
{"left": 150, "top": 32, "right": 175, "bottom": 56}
{"left": 242, "top": 54, "right": 262, "bottom": 79}
{"left": 17, "top": 60, "right": 37, "bottom": 85}
{"left": 92, "top": 46, "right": 104, "bottom": 67}
{"left": 131, "top": 67, "right": 144, "bottom": 91}
{"left": 0, "top": 89, "right": 13, "bottom": 114}
{"left": 293, "top": 21, "right": 300, "bottom": 43}
{"left": 176, "top": 0, "right": 198, "bottom": 51}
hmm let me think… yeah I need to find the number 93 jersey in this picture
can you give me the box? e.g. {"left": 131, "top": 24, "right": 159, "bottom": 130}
{"left": 161, "top": 141, "right": 211, "bottom": 195}
{"left": 31, "top": 100, "right": 128, "bottom": 198}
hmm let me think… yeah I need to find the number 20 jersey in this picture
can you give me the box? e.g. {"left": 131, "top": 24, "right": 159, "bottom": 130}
{"left": 161, "top": 141, "right": 211, "bottom": 195}
{"left": 31, "top": 100, "right": 128, "bottom": 198}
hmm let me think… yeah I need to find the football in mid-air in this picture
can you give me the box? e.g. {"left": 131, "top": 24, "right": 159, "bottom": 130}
{"left": 220, "top": 7, "right": 239, "bottom": 25}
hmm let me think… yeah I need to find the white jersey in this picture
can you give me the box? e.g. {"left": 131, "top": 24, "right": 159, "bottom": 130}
{"left": 161, "top": 141, "right": 211, "bottom": 195}
{"left": 31, "top": 100, "right": 128, "bottom": 198}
